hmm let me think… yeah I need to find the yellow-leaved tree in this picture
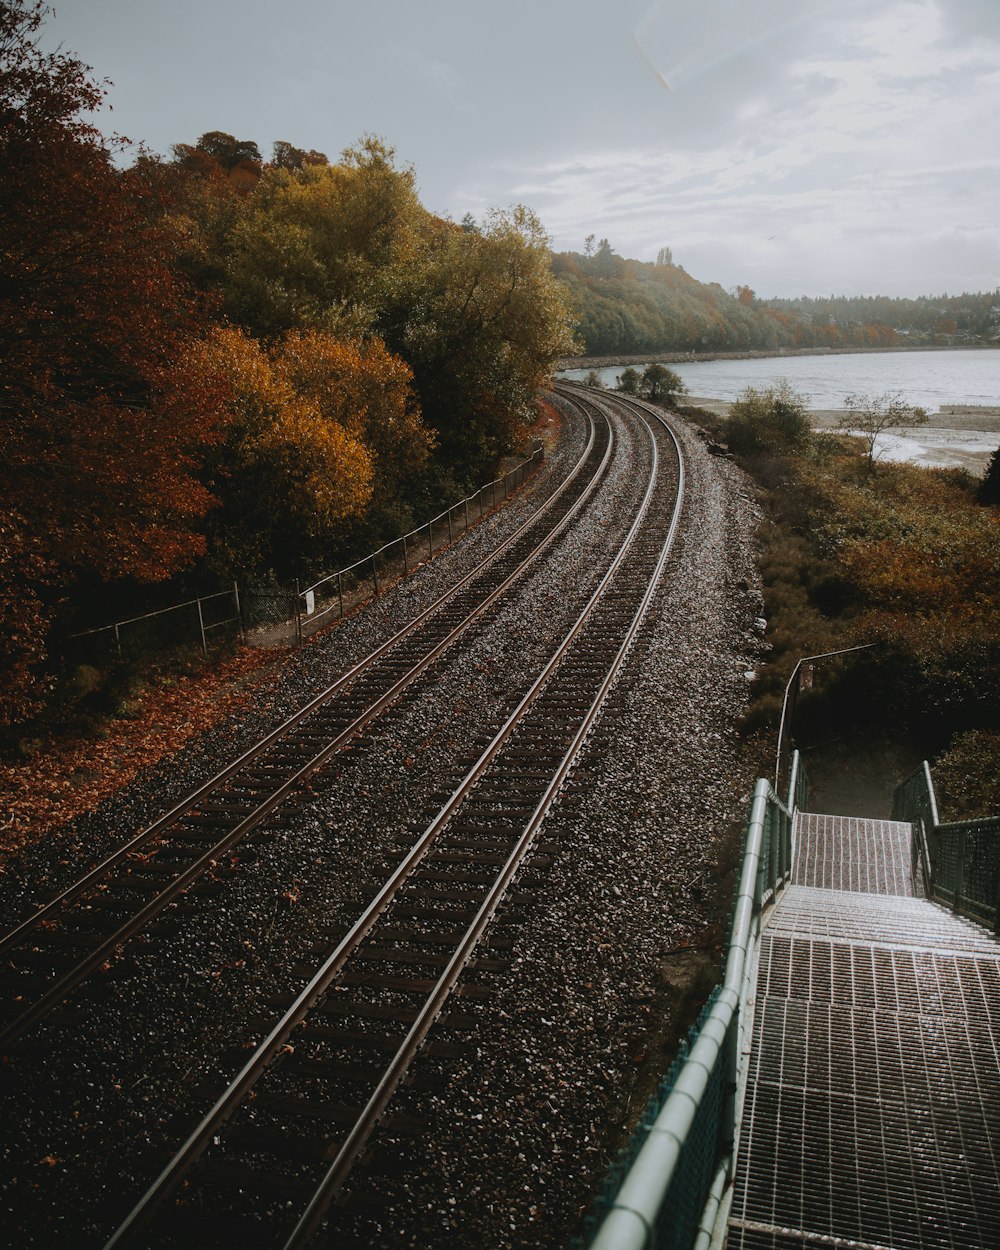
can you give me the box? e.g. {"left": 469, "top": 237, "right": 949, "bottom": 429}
{"left": 190, "top": 326, "right": 381, "bottom": 575}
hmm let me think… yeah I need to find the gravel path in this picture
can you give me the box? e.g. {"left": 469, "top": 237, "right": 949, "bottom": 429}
{"left": 0, "top": 393, "right": 764, "bottom": 1249}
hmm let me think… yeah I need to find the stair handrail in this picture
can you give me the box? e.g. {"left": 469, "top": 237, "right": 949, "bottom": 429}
{"left": 893, "top": 762, "right": 1000, "bottom": 935}
{"left": 587, "top": 753, "right": 804, "bottom": 1250}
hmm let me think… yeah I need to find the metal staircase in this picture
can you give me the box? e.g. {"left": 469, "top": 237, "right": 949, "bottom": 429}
{"left": 587, "top": 759, "right": 1000, "bottom": 1250}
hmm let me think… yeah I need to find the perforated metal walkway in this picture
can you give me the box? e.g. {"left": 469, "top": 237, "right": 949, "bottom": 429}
{"left": 728, "top": 813, "right": 1000, "bottom": 1250}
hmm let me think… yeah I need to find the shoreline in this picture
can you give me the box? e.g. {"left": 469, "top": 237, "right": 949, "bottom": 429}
{"left": 677, "top": 395, "right": 999, "bottom": 475}
{"left": 557, "top": 344, "right": 1000, "bottom": 372}
{"left": 681, "top": 396, "right": 1000, "bottom": 433}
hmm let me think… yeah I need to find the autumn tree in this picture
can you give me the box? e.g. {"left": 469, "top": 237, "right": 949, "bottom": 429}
{"left": 0, "top": 5, "right": 223, "bottom": 579}
{"left": 397, "top": 205, "right": 577, "bottom": 472}
{"left": 177, "top": 129, "right": 261, "bottom": 170}
{"left": 838, "top": 392, "right": 928, "bottom": 470}
{"left": 188, "top": 327, "right": 428, "bottom": 575}
{"left": 157, "top": 132, "right": 575, "bottom": 481}
{"left": 271, "top": 139, "right": 328, "bottom": 170}
{"left": 0, "top": 1, "right": 227, "bottom": 722}
{"left": 273, "top": 329, "right": 433, "bottom": 500}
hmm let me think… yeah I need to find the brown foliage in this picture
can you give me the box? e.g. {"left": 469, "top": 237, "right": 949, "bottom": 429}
{"left": 0, "top": 1, "right": 228, "bottom": 723}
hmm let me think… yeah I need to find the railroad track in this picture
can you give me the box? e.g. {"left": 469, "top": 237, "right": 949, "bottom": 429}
{"left": 100, "top": 388, "right": 685, "bottom": 1249}
{"left": 0, "top": 398, "right": 612, "bottom": 1051}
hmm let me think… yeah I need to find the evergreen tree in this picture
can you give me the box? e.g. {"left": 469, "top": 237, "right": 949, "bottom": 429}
{"left": 979, "top": 446, "right": 1000, "bottom": 505}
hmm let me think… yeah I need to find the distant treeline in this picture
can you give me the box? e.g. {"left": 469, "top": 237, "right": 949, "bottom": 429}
{"left": 765, "top": 292, "right": 999, "bottom": 340}
{"left": 553, "top": 240, "right": 999, "bottom": 356}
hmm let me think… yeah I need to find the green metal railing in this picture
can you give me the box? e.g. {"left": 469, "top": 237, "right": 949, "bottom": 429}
{"left": 585, "top": 757, "right": 803, "bottom": 1250}
{"left": 894, "top": 764, "right": 1000, "bottom": 934}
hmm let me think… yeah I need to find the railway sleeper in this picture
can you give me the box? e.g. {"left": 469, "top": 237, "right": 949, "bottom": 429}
{"left": 263, "top": 993, "right": 476, "bottom": 1030}
{"left": 189, "top": 1157, "right": 317, "bottom": 1203}
{"left": 288, "top": 1025, "right": 463, "bottom": 1058}
{"left": 336, "top": 969, "right": 492, "bottom": 998}
{"left": 154, "top": 1203, "right": 280, "bottom": 1250}
{"left": 256, "top": 1091, "right": 426, "bottom": 1134}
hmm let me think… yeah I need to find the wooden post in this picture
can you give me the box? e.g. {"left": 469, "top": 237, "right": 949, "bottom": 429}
{"left": 427, "top": 520, "right": 433, "bottom": 560}
{"left": 294, "top": 579, "right": 303, "bottom": 646}
{"left": 402, "top": 533, "right": 408, "bottom": 576}
{"left": 337, "top": 571, "right": 344, "bottom": 618}
{"left": 372, "top": 554, "right": 380, "bottom": 596}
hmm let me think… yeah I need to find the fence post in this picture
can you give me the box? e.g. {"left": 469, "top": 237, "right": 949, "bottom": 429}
{"left": 233, "top": 580, "right": 244, "bottom": 640}
{"left": 372, "top": 554, "right": 380, "bottom": 596}
{"left": 196, "top": 597, "right": 208, "bottom": 657}
{"left": 427, "top": 520, "right": 433, "bottom": 561}
{"left": 994, "top": 864, "right": 1000, "bottom": 937}
{"left": 402, "top": 533, "right": 409, "bottom": 576}
{"left": 338, "top": 571, "right": 344, "bottom": 619}
{"left": 464, "top": 497, "right": 469, "bottom": 531}
{"left": 478, "top": 487, "right": 484, "bottom": 518}
{"left": 294, "top": 579, "right": 303, "bottom": 647}
{"left": 447, "top": 506, "right": 453, "bottom": 543}
{"left": 113, "top": 623, "right": 123, "bottom": 663}
{"left": 953, "top": 830, "right": 966, "bottom": 913}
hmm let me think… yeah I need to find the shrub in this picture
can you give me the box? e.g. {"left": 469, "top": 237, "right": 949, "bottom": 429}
{"left": 725, "top": 381, "right": 811, "bottom": 457}
{"left": 934, "top": 730, "right": 1000, "bottom": 819}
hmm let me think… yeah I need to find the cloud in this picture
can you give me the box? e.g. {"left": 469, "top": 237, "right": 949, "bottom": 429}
{"left": 452, "top": 0, "right": 1000, "bottom": 294}
{"left": 39, "top": 0, "right": 999, "bottom": 297}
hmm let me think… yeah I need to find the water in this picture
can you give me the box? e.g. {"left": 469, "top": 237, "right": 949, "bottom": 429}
{"left": 560, "top": 349, "right": 1000, "bottom": 412}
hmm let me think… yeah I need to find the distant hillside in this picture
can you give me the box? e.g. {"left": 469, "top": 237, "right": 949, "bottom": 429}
{"left": 552, "top": 241, "right": 999, "bottom": 356}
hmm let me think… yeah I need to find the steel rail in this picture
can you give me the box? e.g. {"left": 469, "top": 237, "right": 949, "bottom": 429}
{"left": 0, "top": 412, "right": 597, "bottom": 964}
{"left": 0, "top": 408, "right": 613, "bottom": 1048}
{"left": 103, "top": 390, "right": 684, "bottom": 1250}
{"left": 283, "top": 390, "right": 686, "bottom": 1249}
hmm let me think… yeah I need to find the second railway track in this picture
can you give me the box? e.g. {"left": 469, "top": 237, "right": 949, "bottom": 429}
{"left": 0, "top": 397, "right": 610, "bottom": 1049}
{"left": 0, "top": 387, "right": 707, "bottom": 1250}
{"left": 98, "top": 390, "right": 685, "bottom": 1249}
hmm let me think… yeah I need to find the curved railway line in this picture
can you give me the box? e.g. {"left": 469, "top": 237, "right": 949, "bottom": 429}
{"left": 0, "top": 399, "right": 611, "bottom": 1050}
{"left": 1, "top": 386, "right": 702, "bottom": 1250}
{"left": 100, "top": 389, "right": 685, "bottom": 1249}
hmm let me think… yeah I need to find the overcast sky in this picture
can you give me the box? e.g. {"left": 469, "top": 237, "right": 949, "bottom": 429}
{"left": 41, "top": 0, "right": 1000, "bottom": 298}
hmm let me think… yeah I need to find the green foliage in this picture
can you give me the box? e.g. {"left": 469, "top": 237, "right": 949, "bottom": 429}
{"left": 766, "top": 290, "right": 998, "bottom": 341}
{"left": 554, "top": 241, "right": 997, "bottom": 356}
{"left": 640, "top": 363, "right": 686, "bottom": 404}
{"left": 617, "top": 367, "right": 640, "bottom": 395}
{"left": 725, "top": 382, "right": 811, "bottom": 456}
{"left": 584, "top": 370, "right": 603, "bottom": 388}
{"left": 551, "top": 246, "right": 907, "bottom": 356}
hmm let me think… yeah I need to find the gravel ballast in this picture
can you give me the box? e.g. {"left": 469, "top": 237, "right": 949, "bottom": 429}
{"left": 0, "top": 393, "right": 764, "bottom": 1249}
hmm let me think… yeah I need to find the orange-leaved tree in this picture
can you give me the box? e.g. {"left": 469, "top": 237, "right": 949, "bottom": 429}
{"left": 188, "top": 327, "right": 425, "bottom": 576}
